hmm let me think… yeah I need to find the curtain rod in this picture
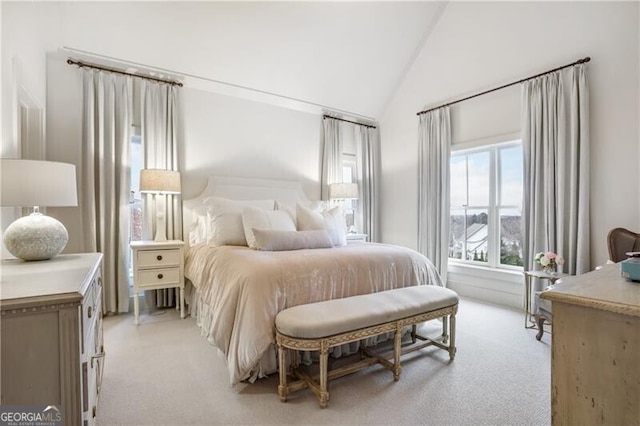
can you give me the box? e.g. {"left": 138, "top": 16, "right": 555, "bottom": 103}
{"left": 416, "top": 56, "right": 590, "bottom": 116}
{"left": 67, "top": 58, "right": 184, "bottom": 87}
{"left": 323, "top": 115, "right": 377, "bottom": 129}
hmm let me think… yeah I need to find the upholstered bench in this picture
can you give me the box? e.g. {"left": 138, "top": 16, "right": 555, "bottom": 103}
{"left": 275, "top": 285, "right": 459, "bottom": 408}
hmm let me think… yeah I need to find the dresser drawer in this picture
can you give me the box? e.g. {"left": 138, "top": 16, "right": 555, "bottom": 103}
{"left": 137, "top": 267, "right": 181, "bottom": 287}
{"left": 137, "top": 249, "right": 181, "bottom": 268}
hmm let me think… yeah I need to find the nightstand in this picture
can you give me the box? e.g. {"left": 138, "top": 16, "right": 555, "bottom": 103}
{"left": 131, "top": 240, "right": 185, "bottom": 325}
{"left": 346, "top": 233, "right": 368, "bottom": 243}
{"left": 522, "top": 270, "right": 568, "bottom": 329}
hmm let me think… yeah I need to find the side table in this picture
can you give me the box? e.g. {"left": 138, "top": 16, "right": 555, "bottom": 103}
{"left": 131, "top": 240, "right": 185, "bottom": 325}
{"left": 346, "top": 233, "right": 368, "bottom": 243}
{"left": 522, "top": 270, "right": 567, "bottom": 329}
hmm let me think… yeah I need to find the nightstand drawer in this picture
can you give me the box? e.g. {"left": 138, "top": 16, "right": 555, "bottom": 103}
{"left": 137, "top": 249, "right": 181, "bottom": 268}
{"left": 137, "top": 267, "right": 181, "bottom": 287}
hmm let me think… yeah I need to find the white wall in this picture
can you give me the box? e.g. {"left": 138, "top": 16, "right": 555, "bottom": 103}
{"left": 380, "top": 2, "right": 639, "bottom": 306}
{"left": 180, "top": 88, "right": 322, "bottom": 201}
{"left": 1, "top": 2, "right": 61, "bottom": 157}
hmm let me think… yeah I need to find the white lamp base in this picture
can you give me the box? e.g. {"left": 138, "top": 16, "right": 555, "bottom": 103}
{"left": 2, "top": 212, "right": 69, "bottom": 261}
{"left": 154, "top": 194, "right": 167, "bottom": 242}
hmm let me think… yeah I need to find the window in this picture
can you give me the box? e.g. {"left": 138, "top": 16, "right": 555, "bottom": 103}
{"left": 130, "top": 134, "right": 143, "bottom": 243}
{"left": 449, "top": 140, "right": 523, "bottom": 269}
{"left": 342, "top": 154, "right": 357, "bottom": 230}
{"left": 128, "top": 133, "right": 143, "bottom": 284}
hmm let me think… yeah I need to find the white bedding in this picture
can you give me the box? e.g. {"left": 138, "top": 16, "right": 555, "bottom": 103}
{"left": 185, "top": 242, "right": 443, "bottom": 385}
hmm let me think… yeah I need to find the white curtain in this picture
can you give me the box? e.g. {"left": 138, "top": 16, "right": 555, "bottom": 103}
{"left": 80, "top": 69, "right": 132, "bottom": 314}
{"left": 320, "top": 117, "right": 343, "bottom": 200}
{"left": 355, "top": 126, "right": 380, "bottom": 242}
{"left": 140, "top": 80, "right": 182, "bottom": 308}
{"left": 522, "top": 65, "right": 590, "bottom": 302}
{"left": 418, "top": 107, "right": 451, "bottom": 283}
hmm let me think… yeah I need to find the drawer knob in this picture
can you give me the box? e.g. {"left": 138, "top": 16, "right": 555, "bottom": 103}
{"left": 88, "top": 306, "right": 93, "bottom": 318}
{"left": 157, "top": 273, "right": 164, "bottom": 279}
{"left": 157, "top": 255, "right": 163, "bottom": 261}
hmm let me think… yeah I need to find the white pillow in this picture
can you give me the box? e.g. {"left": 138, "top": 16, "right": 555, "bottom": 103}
{"left": 205, "top": 197, "right": 275, "bottom": 246}
{"left": 242, "top": 206, "right": 297, "bottom": 249}
{"left": 189, "top": 214, "right": 208, "bottom": 246}
{"left": 253, "top": 229, "right": 333, "bottom": 251}
{"left": 275, "top": 200, "right": 327, "bottom": 225}
{"left": 296, "top": 204, "right": 347, "bottom": 246}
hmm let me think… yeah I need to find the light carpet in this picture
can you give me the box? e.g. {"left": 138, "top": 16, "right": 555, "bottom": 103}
{"left": 96, "top": 297, "right": 551, "bottom": 425}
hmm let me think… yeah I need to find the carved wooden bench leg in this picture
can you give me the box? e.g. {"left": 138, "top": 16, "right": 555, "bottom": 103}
{"left": 278, "top": 344, "right": 288, "bottom": 402}
{"left": 448, "top": 314, "right": 456, "bottom": 360}
{"left": 442, "top": 315, "right": 449, "bottom": 343}
{"left": 318, "top": 342, "right": 329, "bottom": 408}
{"left": 393, "top": 323, "right": 402, "bottom": 381}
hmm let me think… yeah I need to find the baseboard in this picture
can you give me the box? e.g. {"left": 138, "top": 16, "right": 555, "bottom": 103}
{"left": 448, "top": 281, "right": 522, "bottom": 310}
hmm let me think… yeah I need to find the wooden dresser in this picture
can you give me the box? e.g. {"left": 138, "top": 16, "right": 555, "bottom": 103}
{"left": 541, "top": 264, "right": 640, "bottom": 425}
{"left": 1, "top": 253, "right": 104, "bottom": 426}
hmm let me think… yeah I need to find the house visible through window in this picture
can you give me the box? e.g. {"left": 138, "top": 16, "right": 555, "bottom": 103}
{"left": 449, "top": 140, "right": 523, "bottom": 269}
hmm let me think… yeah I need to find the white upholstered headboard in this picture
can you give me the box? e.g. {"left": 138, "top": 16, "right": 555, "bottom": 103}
{"left": 182, "top": 176, "right": 312, "bottom": 246}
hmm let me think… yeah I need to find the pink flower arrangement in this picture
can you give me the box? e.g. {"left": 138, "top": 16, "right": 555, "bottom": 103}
{"left": 534, "top": 251, "right": 565, "bottom": 272}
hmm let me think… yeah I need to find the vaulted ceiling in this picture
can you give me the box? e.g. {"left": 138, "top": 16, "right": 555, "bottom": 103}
{"left": 55, "top": 1, "right": 446, "bottom": 119}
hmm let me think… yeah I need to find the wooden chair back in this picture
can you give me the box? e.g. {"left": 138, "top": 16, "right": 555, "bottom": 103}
{"left": 607, "top": 227, "right": 640, "bottom": 262}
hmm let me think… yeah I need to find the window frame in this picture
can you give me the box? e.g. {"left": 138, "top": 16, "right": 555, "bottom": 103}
{"left": 449, "top": 136, "right": 523, "bottom": 271}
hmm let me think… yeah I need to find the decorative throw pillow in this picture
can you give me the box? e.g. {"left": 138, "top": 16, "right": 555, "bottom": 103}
{"left": 275, "top": 200, "right": 328, "bottom": 226}
{"left": 296, "top": 204, "right": 347, "bottom": 246}
{"left": 205, "top": 197, "right": 275, "bottom": 246}
{"left": 242, "top": 206, "right": 297, "bottom": 249}
{"left": 252, "top": 229, "right": 333, "bottom": 251}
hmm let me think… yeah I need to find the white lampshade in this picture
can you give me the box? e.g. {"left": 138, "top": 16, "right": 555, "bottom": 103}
{"left": 139, "top": 169, "right": 180, "bottom": 242}
{"left": 329, "top": 182, "right": 359, "bottom": 199}
{"left": 1, "top": 159, "right": 78, "bottom": 261}
{"left": 139, "top": 169, "right": 181, "bottom": 194}
{"left": 1, "top": 159, "right": 78, "bottom": 207}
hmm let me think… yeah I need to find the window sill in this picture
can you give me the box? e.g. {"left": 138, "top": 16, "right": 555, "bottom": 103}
{"left": 449, "top": 262, "right": 522, "bottom": 280}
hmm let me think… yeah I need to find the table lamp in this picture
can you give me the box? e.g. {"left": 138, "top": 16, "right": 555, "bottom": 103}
{"left": 1, "top": 159, "right": 78, "bottom": 261}
{"left": 139, "top": 169, "right": 181, "bottom": 242}
{"left": 329, "top": 182, "right": 359, "bottom": 233}
{"left": 329, "top": 183, "right": 359, "bottom": 201}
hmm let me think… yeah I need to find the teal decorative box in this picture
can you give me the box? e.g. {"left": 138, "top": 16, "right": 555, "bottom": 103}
{"left": 620, "top": 258, "right": 640, "bottom": 282}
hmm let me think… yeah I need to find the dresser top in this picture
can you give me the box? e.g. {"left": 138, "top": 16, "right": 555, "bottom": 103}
{"left": 541, "top": 263, "right": 640, "bottom": 317}
{"left": 0, "top": 253, "right": 103, "bottom": 305}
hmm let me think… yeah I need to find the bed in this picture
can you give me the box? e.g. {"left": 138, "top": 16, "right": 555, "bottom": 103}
{"left": 183, "top": 176, "right": 443, "bottom": 385}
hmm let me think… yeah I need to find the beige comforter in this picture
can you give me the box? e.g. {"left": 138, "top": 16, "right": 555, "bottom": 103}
{"left": 185, "top": 242, "right": 443, "bottom": 385}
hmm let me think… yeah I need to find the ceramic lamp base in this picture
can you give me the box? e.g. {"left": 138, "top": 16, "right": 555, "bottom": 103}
{"left": 2, "top": 212, "right": 69, "bottom": 261}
